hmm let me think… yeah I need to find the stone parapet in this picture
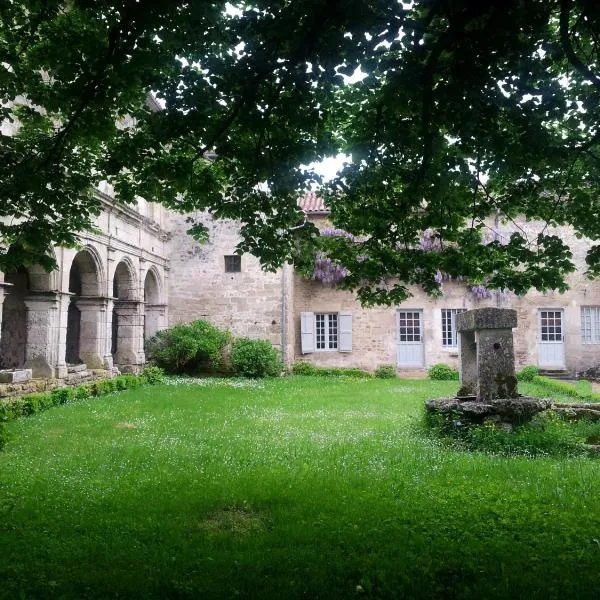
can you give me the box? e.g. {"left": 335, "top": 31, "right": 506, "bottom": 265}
{"left": 456, "top": 308, "right": 517, "bottom": 332}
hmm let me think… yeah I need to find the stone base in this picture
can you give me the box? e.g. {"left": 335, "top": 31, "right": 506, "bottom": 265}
{"left": 0, "top": 369, "right": 33, "bottom": 384}
{"left": 426, "top": 396, "right": 553, "bottom": 425}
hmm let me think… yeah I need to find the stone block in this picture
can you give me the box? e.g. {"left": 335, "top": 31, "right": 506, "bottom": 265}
{"left": 0, "top": 369, "right": 32, "bottom": 383}
{"left": 457, "top": 308, "right": 517, "bottom": 332}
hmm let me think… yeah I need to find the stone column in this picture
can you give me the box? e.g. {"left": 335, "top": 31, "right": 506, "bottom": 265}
{"left": 0, "top": 282, "right": 12, "bottom": 352}
{"left": 76, "top": 297, "right": 111, "bottom": 370}
{"left": 144, "top": 303, "right": 167, "bottom": 339}
{"left": 113, "top": 300, "right": 145, "bottom": 373}
{"left": 457, "top": 308, "right": 518, "bottom": 401}
{"left": 23, "top": 292, "right": 62, "bottom": 378}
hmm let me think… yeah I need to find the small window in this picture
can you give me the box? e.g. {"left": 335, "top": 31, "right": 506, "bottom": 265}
{"left": 540, "top": 310, "right": 563, "bottom": 342}
{"left": 581, "top": 306, "right": 600, "bottom": 344}
{"left": 224, "top": 255, "right": 241, "bottom": 273}
{"left": 441, "top": 308, "right": 466, "bottom": 347}
{"left": 315, "top": 313, "right": 338, "bottom": 350}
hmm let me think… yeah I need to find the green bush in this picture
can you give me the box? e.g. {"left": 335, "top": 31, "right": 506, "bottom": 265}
{"left": 517, "top": 365, "right": 539, "bottom": 381}
{"left": 424, "top": 409, "right": 596, "bottom": 457}
{"left": 428, "top": 363, "right": 459, "bottom": 380}
{"left": 21, "top": 393, "right": 53, "bottom": 415}
{"left": 531, "top": 375, "right": 600, "bottom": 401}
{"left": 75, "top": 385, "right": 91, "bottom": 400}
{"left": 51, "top": 387, "right": 75, "bottom": 405}
{"left": 375, "top": 364, "right": 397, "bottom": 379}
{"left": 290, "top": 362, "right": 371, "bottom": 378}
{"left": 0, "top": 398, "right": 25, "bottom": 421}
{"left": 314, "top": 367, "right": 372, "bottom": 378}
{"left": 231, "top": 338, "right": 282, "bottom": 378}
{"left": 114, "top": 375, "right": 129, "bottom": 391}
{"left": 145, "top": 320, "right": 230, "bottom": 374}
{"left": 291, "top": 361, "right": 317, "bottom": 375}
{"left": 140, "top": 365, "right": 165, "bottom": 385}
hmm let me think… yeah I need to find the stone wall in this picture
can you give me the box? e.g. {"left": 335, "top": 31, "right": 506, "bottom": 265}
{"left": 291, "top": 217, "right": 600, "bottom": 374}
{"left": 167, "top": 212, "right": 287, "bottom": 350}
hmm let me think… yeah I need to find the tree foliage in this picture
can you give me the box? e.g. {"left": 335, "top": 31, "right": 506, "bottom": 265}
{"left": 1, "top": 1, "right": 599, "bottom": 303}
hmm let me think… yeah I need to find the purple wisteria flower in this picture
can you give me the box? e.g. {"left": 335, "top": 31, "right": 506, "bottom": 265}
{"left": 320, "top": 227, "right": 355, "bottom": 241}
{"left": 470, "top": 285, "right": 494, "bottom": 300}
{"left": 312, "top": 252, "right": 347, "bottom": 284}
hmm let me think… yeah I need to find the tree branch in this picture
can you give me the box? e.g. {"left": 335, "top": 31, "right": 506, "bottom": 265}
{"left": 559, "top": 0, "right": 600, "bottom": 92}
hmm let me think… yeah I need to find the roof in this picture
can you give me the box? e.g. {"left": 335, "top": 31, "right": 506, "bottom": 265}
{"left": 298, "top": 191, "right": 330, "bottom": 215}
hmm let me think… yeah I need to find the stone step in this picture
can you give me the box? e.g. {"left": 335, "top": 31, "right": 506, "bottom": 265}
{"left": 64, "top": 371, "right": 92, "bottom": 384}
{"left": 67, "top": 363, "right": 88, "bottom": 374}
{"left": 538, "top": 369, "right": 572, "bottom": 381}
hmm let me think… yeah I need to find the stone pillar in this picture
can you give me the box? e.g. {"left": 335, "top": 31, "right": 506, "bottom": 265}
{"left": 76, "top": 297, "right": 111, "bottom": 370}
{"left": 0, "top": 282, "right": 11, "bottom": 351}
{"left": 457, "top": 308, "right": 518, "bottom": 401}
{"left": 113, "top": 300, "right": 145, "bottom": 373}
{"left": 23, "top": 293, "right": 62, "bottom": 378}
{"left": 144, "top": 303, "right": 167, "bottom": 339}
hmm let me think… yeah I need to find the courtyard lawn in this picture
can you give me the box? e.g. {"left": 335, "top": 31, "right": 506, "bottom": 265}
{"left": 1, "top": 378, "right": 600, "bottom": 599}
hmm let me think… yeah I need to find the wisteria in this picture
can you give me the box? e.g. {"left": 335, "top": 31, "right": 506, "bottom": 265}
{"left": 320, "top": 227, "right": 355, "bottom": 241}
{"left": 418, "top": 228, "right": 442, "bottom": 252}
{"left": 312, "top": 252, "right": 348, "bottom": 284}
{"left": 470, "top": 285, "right": 494, "bottom": 300}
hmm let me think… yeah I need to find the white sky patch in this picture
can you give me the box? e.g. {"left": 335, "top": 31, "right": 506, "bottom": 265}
{"left": 340, "top": 66, "right": 368, "bottom": 84}
{"left": 305, "top": 153, "right": 350, "bottom": 181}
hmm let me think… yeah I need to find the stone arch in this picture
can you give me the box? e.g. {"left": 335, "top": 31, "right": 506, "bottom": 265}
{"left": 66, "top": 247, "right": 104, "bottom": 366}
{"left": 0, "top": 267, "right": 29, "bottom": 368}
{"left": 112, "top": 257, "right": 138, "bottom": 301}
{"left": 111, "top": 258, "right": 143, "bottom": 370}
{"left": 143, "top": 266, "right": 165, "bottom": 340}
{"left": 68, "top": 246, "right": 104, "bottom": 297}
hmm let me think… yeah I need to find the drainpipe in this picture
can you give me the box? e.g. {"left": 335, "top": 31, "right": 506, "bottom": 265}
{"left": 281, "top": 265, "right": 287, "bottom": 366}
{"left": 494, "top": 210, "right": 501, "bottom": 308}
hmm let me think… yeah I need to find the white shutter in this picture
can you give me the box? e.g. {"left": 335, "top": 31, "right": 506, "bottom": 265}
{"left": 300, "top": 312, "right": 315, "bottom": 354}
{"left": 339, "top": 312, "right": 352, "bottom": 352}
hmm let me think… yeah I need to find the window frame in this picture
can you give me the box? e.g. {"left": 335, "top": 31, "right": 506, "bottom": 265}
{"left": 441, "top": 308, "right": 466, "bottom": 348}
{"left": 224, "top": 254, "right": 241, "bottom": 273}
{"left": 315, "top": 312, "right": 339, "bottom": 351}
{"left": 581, "top": 306, "right": 600, "bottom": 344}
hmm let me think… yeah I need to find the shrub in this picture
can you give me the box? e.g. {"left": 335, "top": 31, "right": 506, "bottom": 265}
{"left": 291, "top": 361, "right": 317, "bottom": 375}
{"left": 21, "top": 393, "right": 53, "bottom": 415}
{"left": 0, "top": 399, "right": 25, "bottom": 421}
{"left": 114, "top": 375, "right": 129, "bottom": 391}
{"left": 231, "top": 338, "right": 282, "bottom": 378}
{"left": 428, "top": 363, "right": 459, "bottom": 380}
{"left": 145, "top": 320, "right": 230, "bottom": 374}
{"left": 517, "top": 365, "right": 539, "bottom": 381}
{"left": 423, "top": 409, "right": 595, "bottom": 457}
{"left": 140, "top": 365, "right": 165, "bottom": 385}
{"left": 375, "top": 364, "right": 397, "bottom": 379}
{"left": 314, "top": 367, "right": 372, "bottom": 378}
{"left": 50, "top": 387, "right": 75, "bottom": 405}
{"left": 75, "top": 385, "right": 91, "bottom": 400}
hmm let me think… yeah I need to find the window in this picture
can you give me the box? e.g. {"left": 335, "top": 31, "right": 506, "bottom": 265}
{"left": 300, "top": 312, "right": 352, "bottom": 353}
{"left": 581, "top": 306, "right": 600, "bottom": 344}
{"left": 397, "top": 311, "right": 422, "bottom": 342}
{"left": 224, "top": 255, "right": 241, "bottom": 273}
{"left": 315, "top": 313, "right": 338, "bottom": 350}
{"left": 540, "top": 310, "right": 563, "bottom": 341}
{"left": 441, "top": 308, "right": 466, "bottom": 347}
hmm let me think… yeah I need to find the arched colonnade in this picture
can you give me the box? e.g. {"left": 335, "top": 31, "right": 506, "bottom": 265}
{"left": 0, "top": 245, "right": 167, "bottom": 378}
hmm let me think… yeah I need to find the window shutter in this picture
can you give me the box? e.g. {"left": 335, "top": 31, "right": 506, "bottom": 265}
{"left": 300, "top": 312, "right": 315, "bottom": 354}
{"left": 339, "top": 312, "right": 352, "bottom": 352}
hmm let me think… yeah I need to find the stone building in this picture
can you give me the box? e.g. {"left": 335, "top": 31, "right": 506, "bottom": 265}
{"left": 1, "top": 189, "right": 599, "bottom": 380}
{"left": 0, "top": 188, "right": 169, "bottom": 379}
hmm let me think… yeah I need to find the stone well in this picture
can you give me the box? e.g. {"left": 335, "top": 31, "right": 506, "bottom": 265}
{"left": 426, "top": 308, "right": 551, "bottom": 426}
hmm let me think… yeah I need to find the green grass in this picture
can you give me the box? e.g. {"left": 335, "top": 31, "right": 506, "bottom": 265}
{"left": 2, "top": 377, "right": 600, "bottom": 599}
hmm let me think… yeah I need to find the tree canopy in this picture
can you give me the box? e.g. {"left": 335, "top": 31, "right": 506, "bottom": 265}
{"left": 1, "top": 0, "right": 599, "bottom": 303}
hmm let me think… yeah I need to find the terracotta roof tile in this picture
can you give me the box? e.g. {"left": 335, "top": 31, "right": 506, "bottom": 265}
{"left": 298, "top": 191, "right": 329, "bottom": 214}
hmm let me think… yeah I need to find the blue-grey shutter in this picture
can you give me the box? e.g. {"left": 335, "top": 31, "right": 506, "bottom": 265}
{"left": 301, "top": 312, "right": 315, "bottom": 353}
{"left": 339, "top": 313, "right": 352, "bottom": 352}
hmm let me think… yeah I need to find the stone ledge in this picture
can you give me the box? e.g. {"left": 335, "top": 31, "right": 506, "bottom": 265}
{"left": 456, "top": 308, "right": 517, "bottom": 332}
